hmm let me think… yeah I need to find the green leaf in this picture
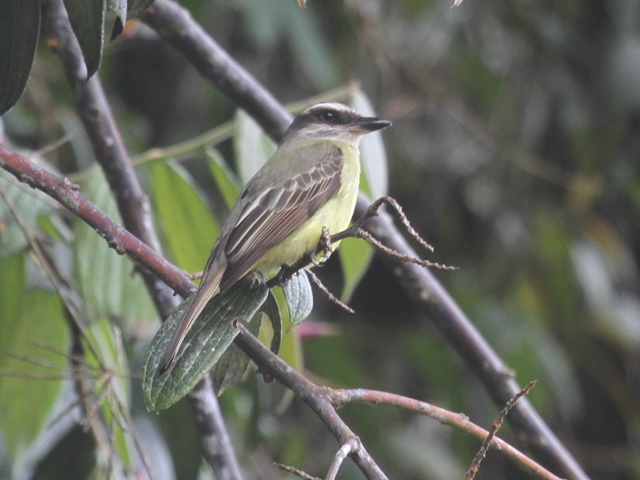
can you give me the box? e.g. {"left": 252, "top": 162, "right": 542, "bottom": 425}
{"left": 234, "top": 109, "right": 277, "bottom": 185}
{"left": 283, "top": 270, "right": 314, "bottom": 326}
{"left": 74, "top": 166, "right": 156, "bottom": 327}
{"left": 212, "top": 309, "right": 262, "bottom": 396}
{"left": 63, "top": 0, "right": 105, "bottom": 77}
{"left": 206, "top": 146, "right": 241, "bottom": 210}
{"left": 142, "top": 276, "right": 269, "bottom": 412}
{"left": 37, "top": 214, "right": 72, "bottom": 243}
{"left": 0, "top": 0, "right": 40, "bottom": 115}
{"left": 350, "top": 89, "right": 389, "bottom": 199}
{"left": 150, "top": 161, "right": 220, "bottom": 274}
{"left": 0, "top": 290, "right": 69, "bottom": 470}
{"left": 339, "top": 237, "right": 373, "bottom": 303}
{"left": 83, "top": 318, "right": 133, "bottom": 468}
{"left": 0, "top": 254, "right": 25, "bottom": 363}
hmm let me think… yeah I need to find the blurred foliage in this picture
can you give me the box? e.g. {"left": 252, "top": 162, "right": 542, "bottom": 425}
{"left": 1, "top": 0, "right": 640, "bottom": 479}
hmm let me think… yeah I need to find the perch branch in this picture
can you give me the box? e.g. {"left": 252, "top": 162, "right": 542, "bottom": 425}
{"left": 466, "top": 381, "right": 538, "bottom": 480}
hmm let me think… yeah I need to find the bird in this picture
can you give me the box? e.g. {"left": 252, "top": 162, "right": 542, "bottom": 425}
{"left": 157, "top": 102, "right": 391, "bottom": 375}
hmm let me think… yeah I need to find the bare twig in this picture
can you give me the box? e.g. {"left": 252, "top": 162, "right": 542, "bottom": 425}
{"left": 333, "top": 196, "right": 433, "bottom": 253}
{"left": 273, "top": 463, "right": 320, "bottom": 480}
{"left": 233, "top": 323, "right": 389, "bottom": 480}
{"left": 326, "top": 438, "right": 361, "bottom": 480}
{"left": 466, "top": 381, "right": 538, "bottom": 480}
{"left": 355, "top": 228, "right": 455, "bottom": 271}
{"left": 355, "top": 194, "right": 587, "bottom": 479}
{"left": 306, "top": 269, "right": 355, "bottom": 314}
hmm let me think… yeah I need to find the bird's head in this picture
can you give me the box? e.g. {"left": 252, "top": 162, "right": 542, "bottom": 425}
{"left": 283, "top": 102, "right": 391, "bottom": 146}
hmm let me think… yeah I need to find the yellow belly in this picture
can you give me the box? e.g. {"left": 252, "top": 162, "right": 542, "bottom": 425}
{"left": 254, "top": 148, "right": 360, "bottom": 274}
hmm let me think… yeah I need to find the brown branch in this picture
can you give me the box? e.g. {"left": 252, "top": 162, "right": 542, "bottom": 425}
{"left": 139, "top": 0, "right": 292, "bottom": 142}
{"left": 0, "top": 144, "right": 193, "bottom": 297}
{"left": 326, "top": 439, "right": 361, "bottom": 480}
{"left": 236, "top": 324, "right": 561, "bottom": 480}
{"left": 466, "top": 381, "right": 538, "bottom": 480}
{"left": 331, "top": 388, "right": 562, "bottom": 480}
{"left": 306, "top": 269, "right": 355, "bottom": 315}
{"left": 233, "top": 323, "right": 388, "bottom": 480}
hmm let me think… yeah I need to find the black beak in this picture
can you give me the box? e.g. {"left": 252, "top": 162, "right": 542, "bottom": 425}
{"left": 351, "top": 117, "right": 392, "bottom": 133}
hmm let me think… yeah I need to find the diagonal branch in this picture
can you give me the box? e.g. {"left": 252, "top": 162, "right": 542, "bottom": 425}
{"left": 232, "top": 324, "right": 388, "bottom": 480}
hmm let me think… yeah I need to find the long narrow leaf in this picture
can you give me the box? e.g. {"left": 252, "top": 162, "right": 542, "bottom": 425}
{"left": 0, "top": 0, "right": 40, "bottom": 114}
{"left": 0, "top": 290, "right": 69, "bottom": 473}
{"left": 74, "top": 166, "right": 156, "bottom": 326}
{"left": 63, "top": 0, "right": 105, "bottom": 77}
{"left": 150, "top": 161, "right": 220, "bottom": 274}
{"left": 234, "top": 110, "right": 276, "bottom": 185}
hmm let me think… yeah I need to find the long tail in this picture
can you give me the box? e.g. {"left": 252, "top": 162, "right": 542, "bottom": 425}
{"left": 157, "top": 261, "right": 226, "bottom": 375}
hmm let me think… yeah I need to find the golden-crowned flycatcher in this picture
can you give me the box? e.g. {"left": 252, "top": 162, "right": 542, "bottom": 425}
{"left": 158, "top": 102, "right": 391, "bottom": 374}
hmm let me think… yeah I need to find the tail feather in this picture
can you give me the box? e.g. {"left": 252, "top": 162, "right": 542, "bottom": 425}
{"left": 157, "top": 262, "right": 226, "bottom": 375}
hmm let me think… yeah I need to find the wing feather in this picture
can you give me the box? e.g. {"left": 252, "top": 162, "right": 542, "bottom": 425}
{"left": 219, "top": 148, "right": 342, "bottom": 291}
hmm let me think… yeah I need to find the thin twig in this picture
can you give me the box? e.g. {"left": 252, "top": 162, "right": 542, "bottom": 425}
{"left": 466, "top": 381, "right": 538, "bottom": 480}
{"left": 356, "top": 228, "right": 456, "bottom": 271}
{"left": 306, "top": 269, "right": 355, "bottom": 314}
{"left": 326, "top": 438, "right": 360, "bottom": 480}
{"left": 273, "top": 463, "right": 321, "bottom": 480}
{"left": 233, "top": 323, "right": 389, "bottom": 480}
{"left": 355, "top": 195, "right": 588, "bottom": 480}
{"left": 334, "top": 196, "right": 433, "bottom": 253}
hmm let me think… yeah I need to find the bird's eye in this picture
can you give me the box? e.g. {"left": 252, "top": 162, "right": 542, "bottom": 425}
{"left": 320, "top": 110, "right": 337, "bottom": 123}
